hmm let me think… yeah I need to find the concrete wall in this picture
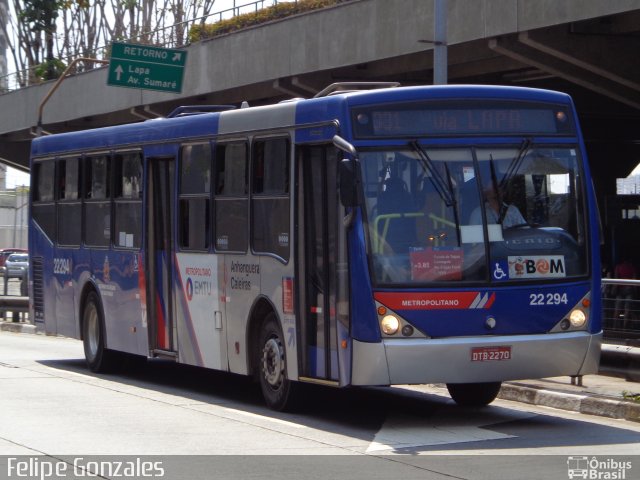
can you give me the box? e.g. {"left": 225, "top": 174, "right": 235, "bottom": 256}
{"left": 1, "top": 0, "right": 639, "bottom": 140}
{"left": 0, "top": 189, "right": 28, "bottom": 249}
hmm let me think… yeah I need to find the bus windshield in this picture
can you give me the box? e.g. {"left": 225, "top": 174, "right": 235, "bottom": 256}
{"left": 360, "top": 144, "right": 588, "bottom": 285}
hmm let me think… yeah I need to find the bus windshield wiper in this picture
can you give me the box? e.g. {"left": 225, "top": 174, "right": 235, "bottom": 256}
{"left": 410, "top": 141, "right": 456, "bottom": 207}
{"left": 499, "top": 138, "right": 531, "bottom": 190}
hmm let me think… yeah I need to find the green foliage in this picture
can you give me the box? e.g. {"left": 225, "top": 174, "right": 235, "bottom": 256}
{"left": 189, "top": 0, "right": 343, "bottom": 43}
{"left": 19, "top": 0, "right": 63, "bottom": 33}
{"left": 34, "top": 59, "right": 67, "bottom": 81}
{"left": 622, "top": 391, "right": 640, "bottom": 403}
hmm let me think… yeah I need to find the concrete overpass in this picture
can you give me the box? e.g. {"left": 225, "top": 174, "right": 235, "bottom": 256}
{"left": 0, "top": 0, "right": 639, "bottom": 201}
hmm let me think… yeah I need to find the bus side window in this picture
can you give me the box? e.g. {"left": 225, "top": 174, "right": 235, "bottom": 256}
{"left": 251, "top": 137, "right": 290, "bottom": 261}
{"left": 57, "top": 157, "right": 82, "bottom": 246}
{"left": 113, "top": 152, "right": 143, "bottom": 249}
{"left": 32, "top": 160, "right": 57, "bottom": 242}
{"left": 179, "top": 143, "right": 211, "bottom": 251}
{"left": 214, "top": 142, "right": 248, "bottom": 253}
{"left": 84, "top": 154, "right": 111, "bottom": 247}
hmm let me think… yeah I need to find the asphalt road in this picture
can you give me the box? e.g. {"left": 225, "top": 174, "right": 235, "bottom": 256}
{"left": 0, "top": 331, "right": 639, "bottom": 480}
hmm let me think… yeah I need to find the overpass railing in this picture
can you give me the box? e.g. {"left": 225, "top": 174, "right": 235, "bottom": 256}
{"left": 0, "top": 270, "right": 28, "bottom": 323}
{"left": 0, "top": 0, "right": 304, "bottom": 94}
{"left": 601, "top": 278, "right": 640, "bottom": 341}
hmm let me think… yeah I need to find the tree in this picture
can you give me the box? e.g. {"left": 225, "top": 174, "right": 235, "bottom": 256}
{"left": 2, "top": 0, "right": 220, "bottom": 87}
{"left": 20, "top": 0, "right": 64, "bottom": 80}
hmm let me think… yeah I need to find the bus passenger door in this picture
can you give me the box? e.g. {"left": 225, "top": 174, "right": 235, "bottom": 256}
{"left": 145, "top": 157, "right": 177, "bottom": 355}
{"left": 297, "top": 145, "right": 351, "bottom": 385}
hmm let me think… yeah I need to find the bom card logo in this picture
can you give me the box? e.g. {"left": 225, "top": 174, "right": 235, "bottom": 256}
{"left": 508, "top": 255, "right": 566, "bottom": 279}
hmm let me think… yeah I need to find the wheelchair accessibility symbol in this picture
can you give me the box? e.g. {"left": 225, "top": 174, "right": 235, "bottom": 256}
{"left": 493, "top": 261, "right": 509, "bottom": 281}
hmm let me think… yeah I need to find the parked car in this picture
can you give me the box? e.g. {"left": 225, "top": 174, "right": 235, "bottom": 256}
{"left": 0, "top": 248, "right": 27, "bottom": 274}
{"left": 4, "top": 253, "right": 28, "bottom": 279}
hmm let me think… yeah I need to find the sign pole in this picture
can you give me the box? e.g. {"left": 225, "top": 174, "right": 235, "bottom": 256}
{"left": 434, "top": 0, "right": 448, "bottom": 85}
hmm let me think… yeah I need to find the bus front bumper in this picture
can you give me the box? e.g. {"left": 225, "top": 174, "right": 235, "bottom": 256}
{"left": 351, "top": 331, "right": 602, "bottom": 386}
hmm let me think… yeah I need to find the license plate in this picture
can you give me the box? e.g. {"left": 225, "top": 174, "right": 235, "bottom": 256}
{"left": 471, "top": 346, "right": 512, "bottom": 362}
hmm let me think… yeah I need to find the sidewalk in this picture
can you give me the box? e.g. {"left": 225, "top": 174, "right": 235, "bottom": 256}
{"left": 2, "top": 320, "right": 639, "bottom": 421}
{"left": 501, "top": 374, "right": 640, "bottom": 422}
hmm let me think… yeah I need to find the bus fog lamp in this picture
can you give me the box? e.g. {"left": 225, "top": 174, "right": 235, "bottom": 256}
{"left": 569, "top": 309, "right": 586, "bottom": 327}
{"left": 401, "top": 325, "right": 414, "bottom": 337}
{"left": 381, "top": 315, "right": 400, "bottom": 335}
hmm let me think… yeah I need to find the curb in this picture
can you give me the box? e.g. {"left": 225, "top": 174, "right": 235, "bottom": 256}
{"left": 0, "top": 321, "right": 36, "bottom": 334}
{"left": 500, "top": 382, "right": 640, "bottom": 423}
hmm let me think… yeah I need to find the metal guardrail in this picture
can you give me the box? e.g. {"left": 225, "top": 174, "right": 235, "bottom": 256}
{"left": 601, "top": 278, "right": 640, "bottom": 341}
{"left": 0, "top": 0, "right": 298, "bottom": 94}
{"left": 0, "top": 270, "right": 28, "bottom": 323}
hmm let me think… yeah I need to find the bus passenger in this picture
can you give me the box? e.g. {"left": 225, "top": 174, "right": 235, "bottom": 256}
{"left": 469, "top": 183, "right": 526, "bottom": 228}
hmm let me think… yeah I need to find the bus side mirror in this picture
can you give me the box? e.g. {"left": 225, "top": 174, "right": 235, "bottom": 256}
{"left": 339, "top": 158, "right": 360, "bottom": 207}
{"left": 333, "top": 135, "right": 360, "bottom": 207}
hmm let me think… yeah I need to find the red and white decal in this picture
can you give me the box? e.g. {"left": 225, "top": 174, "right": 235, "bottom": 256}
{"left": 374, "top": 291, "right": 495, "bottom": 310}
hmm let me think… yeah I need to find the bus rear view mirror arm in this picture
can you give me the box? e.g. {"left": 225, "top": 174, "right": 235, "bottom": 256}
{"left": 333, "top": 134, "right": 357, "bottom": 157}
{"left": 333, "top": 135, "right": 361, "bottom": 208}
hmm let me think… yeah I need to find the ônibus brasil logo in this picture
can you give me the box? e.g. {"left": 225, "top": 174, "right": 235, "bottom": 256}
{"left": 567, "top": 456, "right": 632, "bottom": 479}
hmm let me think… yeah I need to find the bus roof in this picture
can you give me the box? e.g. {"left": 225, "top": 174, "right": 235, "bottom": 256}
{"left": 30, "top": 84, "right": 574, "bottom": 158}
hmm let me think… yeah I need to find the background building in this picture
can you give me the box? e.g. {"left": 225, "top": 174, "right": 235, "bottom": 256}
{"left": 0, "top": 0, "right": 7, "bottom": 92}
{"left": 0, "top": 186, "right": 28, "bottom": 249}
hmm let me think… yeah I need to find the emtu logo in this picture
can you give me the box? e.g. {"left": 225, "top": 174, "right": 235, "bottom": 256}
{"left": 186, "top": 278, "right": 194, "bottom": 301}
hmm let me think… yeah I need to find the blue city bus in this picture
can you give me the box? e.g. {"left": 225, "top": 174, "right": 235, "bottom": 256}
{"left": 29, "top": 83, "right": 601, "bottom": 410}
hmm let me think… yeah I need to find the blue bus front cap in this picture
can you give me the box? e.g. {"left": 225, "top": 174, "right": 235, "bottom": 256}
{"left": 373, "top": 282, "right": 597, "bottom": 338}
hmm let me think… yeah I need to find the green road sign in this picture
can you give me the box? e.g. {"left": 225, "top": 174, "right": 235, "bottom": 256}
{"left": 107, "top": 42, "right": 187, "bottom": 93}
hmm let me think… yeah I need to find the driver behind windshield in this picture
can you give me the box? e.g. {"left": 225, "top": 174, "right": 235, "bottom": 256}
{"left": 469, "top": 182, "right": 526, "bottom": 228}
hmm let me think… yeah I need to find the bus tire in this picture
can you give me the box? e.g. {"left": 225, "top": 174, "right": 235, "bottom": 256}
{"left": 257, "top": 313, "right": 297, "bottom": 411}
{"left": 446, "top": 382, "right": 502, "bottom": 407}
{"left": 82, "top": 291, "right": 119, "bottom": 373}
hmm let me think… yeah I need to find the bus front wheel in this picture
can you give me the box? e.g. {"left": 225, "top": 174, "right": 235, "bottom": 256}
{"left": 446, "top": 382, "right": 502, "bottom": 407}
{"left": 256, "top": 314, "right": 298, "bottom": 411}
{"left": 82, "top": 291, "right": 119, "bottom": 373}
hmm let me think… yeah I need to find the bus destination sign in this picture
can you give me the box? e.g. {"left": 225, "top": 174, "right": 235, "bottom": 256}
{"left": 352, "top": 100, "right": 574, "bottom": 137}
{"left": 107, "top": 42, "right": 187, "bottom": 93}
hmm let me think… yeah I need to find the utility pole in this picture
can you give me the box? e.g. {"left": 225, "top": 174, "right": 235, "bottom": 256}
{"left": 433, "top": 0, "right": 448, "bottom": 85}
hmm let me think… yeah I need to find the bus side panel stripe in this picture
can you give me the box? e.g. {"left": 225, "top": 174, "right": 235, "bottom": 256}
{"left": 174, "top": 255, "right": 204, "bottom": 366}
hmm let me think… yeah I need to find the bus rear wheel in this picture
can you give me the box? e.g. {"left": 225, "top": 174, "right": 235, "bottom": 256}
{"left": 257, "top": 314, "right": 297, "bottom": 411}
{"left": 82, "top": 291, "right": 119, "bottom": 373}
{"left": 446, "top": 382, "right": 502, "bottom": 407}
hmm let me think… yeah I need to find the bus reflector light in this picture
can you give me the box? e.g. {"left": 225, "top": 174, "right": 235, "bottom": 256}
{"left": 282, "top": 277, "right": 294, "bottom": 314}
{"left": 377, "top": 306, "right": 387, "bottom": 316}
{"left": 381, "top": 315, "right": 399, "bottom": 335}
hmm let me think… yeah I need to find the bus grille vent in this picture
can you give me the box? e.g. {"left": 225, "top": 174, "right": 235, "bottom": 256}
{"left": 32, "top": 257, "right": 45, "bottom": 324}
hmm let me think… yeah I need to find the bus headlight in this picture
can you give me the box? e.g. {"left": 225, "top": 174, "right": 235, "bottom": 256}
{"left": 569, "top": 309, "right": 587, "bottom": 328}
{"left": 380, "top": 315, "right": 400, "bottom": 335}
{"left": 548, "top": 292, "right": 591, "bottom": 333}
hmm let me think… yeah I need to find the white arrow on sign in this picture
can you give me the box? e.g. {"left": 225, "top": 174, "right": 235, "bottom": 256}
{"left": 114, "top": 65, "right": 124, "bottom": 81}
{"left": 172, "top": 53, "right": 182, "bottom": 62}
